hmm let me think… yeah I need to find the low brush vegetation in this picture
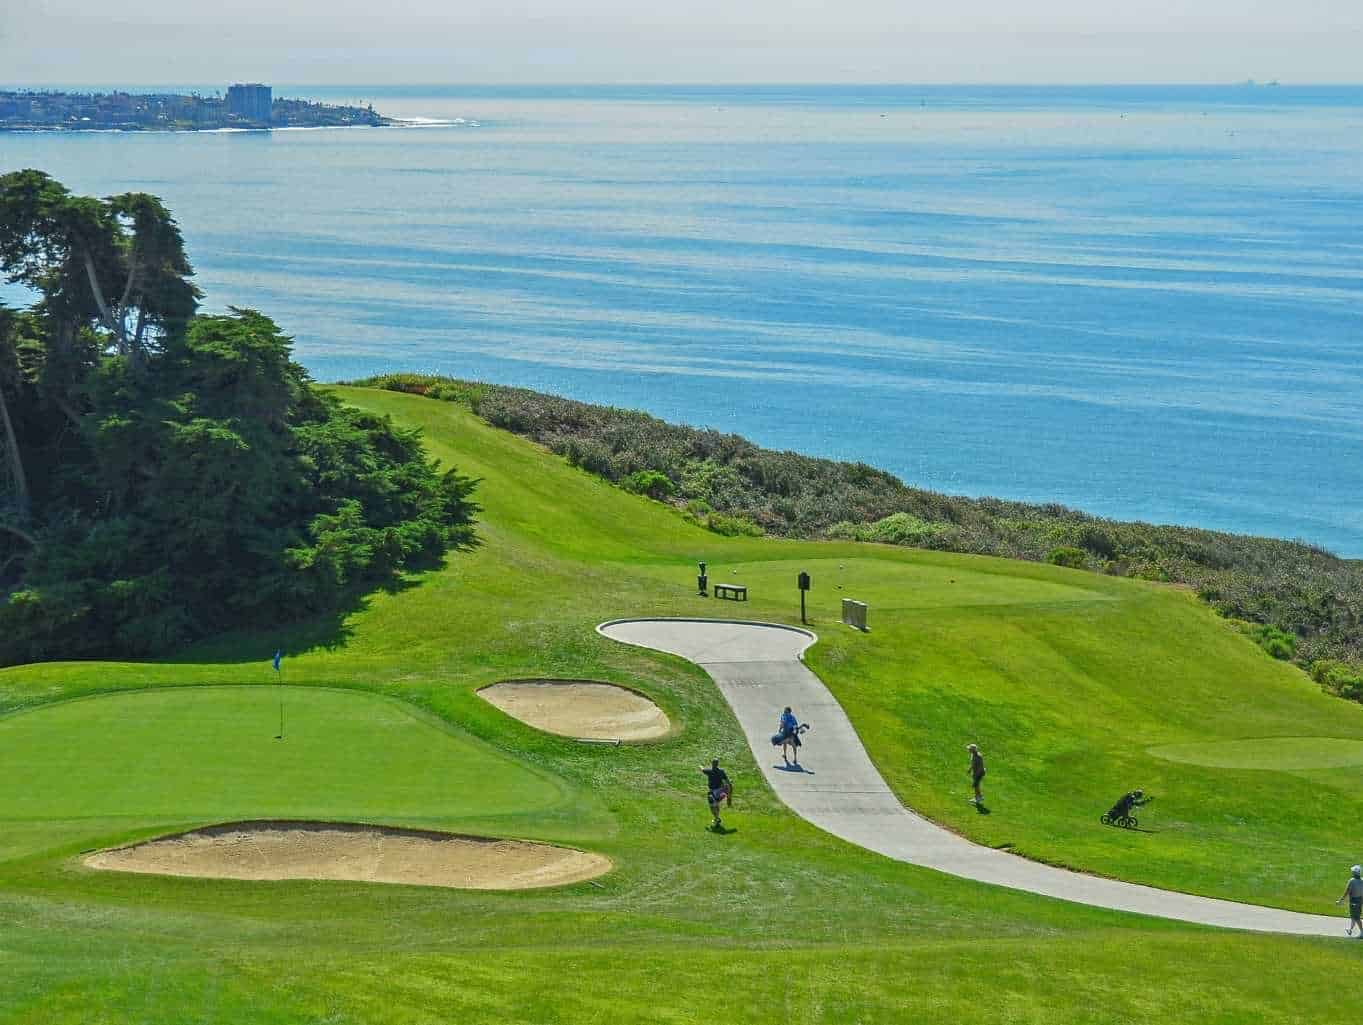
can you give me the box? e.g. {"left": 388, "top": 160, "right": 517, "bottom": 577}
{"left": 353, "top": 373, "right": 1363, "bottom": 691}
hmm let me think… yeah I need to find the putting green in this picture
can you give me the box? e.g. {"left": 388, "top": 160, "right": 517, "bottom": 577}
{"left": 1148, "top": 737, "right": 1363, "bottom": 771}
{"left": 0, "top": 686, "right": 591, "bottom": 855}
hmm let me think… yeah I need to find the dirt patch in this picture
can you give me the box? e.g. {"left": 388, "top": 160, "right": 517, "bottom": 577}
{"left": 84, "top": 821, "right": 610, "bottom": 890}
{"left": 479, "top": 679, "right": 670, "bottom": 741}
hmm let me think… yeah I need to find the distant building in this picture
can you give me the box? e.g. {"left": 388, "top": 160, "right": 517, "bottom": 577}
{"left": 226, "top": 83, "right": 272, "bottom": 123}
{"left": 1, "top": 87, "right": 383, "bottom": 132}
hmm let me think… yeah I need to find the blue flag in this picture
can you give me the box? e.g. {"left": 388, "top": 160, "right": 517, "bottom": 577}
{"left": 272, "top": 650, "right": 282, "bottom": 672}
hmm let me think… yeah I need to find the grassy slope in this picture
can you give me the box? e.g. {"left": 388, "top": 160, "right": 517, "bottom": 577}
{"left": 0, "top": 387, "right": 1359, "bottom": 1024}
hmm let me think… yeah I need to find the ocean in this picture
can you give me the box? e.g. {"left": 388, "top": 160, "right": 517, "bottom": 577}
{"left": 2, "top": 85, "right": 1361, "bottom": 554}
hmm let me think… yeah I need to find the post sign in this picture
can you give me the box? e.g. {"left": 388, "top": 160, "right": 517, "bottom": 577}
{"left": 797, "top": 572, "right": 811, "bottom": 591}
{"left": 797, "top": 571, "right": 810, "bottom": 624}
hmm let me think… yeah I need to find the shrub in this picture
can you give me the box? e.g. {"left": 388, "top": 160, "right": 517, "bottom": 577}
{"left": 865, "top": 512, "right": 944, "bottom": 546}
{"left": 707, "top": 513, "right": 763, "bottom": 537}
{"left": 1047, "top": 546, "right": 1089, "bottom": 570}
{"left": 823, "top": 513, "right": 946, "bottom": 548}
{"left": 681, "top": 459, "right": 751, "bottom": 510}
{"left": 1251, "top": 625, "right": 1298, "bottom": 660}
{"left": 1311, "top": 659, "right": 1363, "bottom": 701}
{"left": 622, "top": 469, "right": 677, "bottom": 500}
{"left": 562, "top": 438, "right": 614, "bottom": 478}
{"left": 1077, "top": 524, "right": 1118, "bottom": 558}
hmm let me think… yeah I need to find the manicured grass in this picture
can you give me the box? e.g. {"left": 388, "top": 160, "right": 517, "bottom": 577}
{"left": 1, "top": 386, "right": 1360, "bottom": 1024}
{"left": 1149, "top": 737, "right": 1363, "bottom": 771}
{"left": 0, "top": 686, "right": 601, "bottom": 866}
{"left": 5, "top": 935, "right": 1358, "bottom": 1024}
{"left": 803, "top": 569, "right": 1363, "bottom": 910}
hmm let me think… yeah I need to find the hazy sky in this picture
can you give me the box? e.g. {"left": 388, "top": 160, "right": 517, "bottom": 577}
{"left": 4, "top": 0, "right": 1360, "bottom": 85}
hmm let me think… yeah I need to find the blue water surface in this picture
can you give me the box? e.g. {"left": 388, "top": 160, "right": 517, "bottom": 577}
{"left": 2, "top": 85, "right": 1361, "bottom": 553}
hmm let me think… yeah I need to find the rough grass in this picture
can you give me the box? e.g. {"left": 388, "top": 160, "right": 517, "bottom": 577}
{"left": 0, "top": 387, "right": 1360, "bottom": 1023}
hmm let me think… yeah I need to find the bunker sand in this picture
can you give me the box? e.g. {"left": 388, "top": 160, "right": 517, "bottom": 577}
{"left": 85, "top": 821, "right": 611, "bottom": 890}
{"left": 479, "top": 679, "right": 670, "bottom": 741}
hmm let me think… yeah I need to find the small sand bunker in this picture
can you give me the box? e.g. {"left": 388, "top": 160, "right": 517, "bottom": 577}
{"left": 479, "top": 679, "right": 670, "bottom": 742}
{"left": 84, "top": 821, "right": 610, "bottom": 890}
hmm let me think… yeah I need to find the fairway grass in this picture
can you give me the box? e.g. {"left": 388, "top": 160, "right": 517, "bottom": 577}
{"left": 1, "top": 387, "right": 1361, "bottom": 1023}
{"left": 1149, "top": 736, "right": 1363, "bottom": 771}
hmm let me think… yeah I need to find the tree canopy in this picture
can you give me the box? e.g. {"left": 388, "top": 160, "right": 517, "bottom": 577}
{"left": 0, "top": 171, "right": 477, "bottom": 663}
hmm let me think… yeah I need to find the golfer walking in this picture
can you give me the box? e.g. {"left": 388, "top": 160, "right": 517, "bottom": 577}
{"left": 776, "top": 706, "right": 802, "bottom": 767}
{"left": 967, "top": 743, "right": 986, "bottom": 804}
{"left": 1337, "top": 865, "right": 1363, "bottom": 936}
{"left": 701, "top": 758, "right": 732, "bottom": 831}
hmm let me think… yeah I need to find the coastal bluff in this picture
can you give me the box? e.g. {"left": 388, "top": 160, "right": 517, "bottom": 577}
{"left": 0, "top": 84, "right": 391, "bottom": 131}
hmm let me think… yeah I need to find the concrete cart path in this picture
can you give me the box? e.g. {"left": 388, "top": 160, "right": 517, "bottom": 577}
{"left": 598, "top": 617, "right": 1345, "bottom": 937}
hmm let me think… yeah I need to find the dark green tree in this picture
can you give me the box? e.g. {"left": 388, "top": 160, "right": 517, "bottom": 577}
{"left": 0, "top": 170, "right": 198, "bottom": 366}
{"left": 0, "top": 175, "right": 478, "bottom": 663}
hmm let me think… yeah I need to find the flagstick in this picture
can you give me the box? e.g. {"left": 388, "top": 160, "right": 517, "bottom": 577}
{"left": 275, "top": 662, "right": 285, "bottom": 741}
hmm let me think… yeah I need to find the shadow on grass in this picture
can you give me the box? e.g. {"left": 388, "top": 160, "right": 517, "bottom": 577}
{"left": 153, "top": 538, "right": 478, "bottom": 667}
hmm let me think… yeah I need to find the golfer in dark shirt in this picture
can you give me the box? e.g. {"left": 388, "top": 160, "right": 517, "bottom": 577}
{"left": 1337, "top": 865, "right": 1363, "bottom": 936}
{"left": 967, "top": 744, "right": 986, "bottom": 804}
{"left": 702, "top": 758, "right": 732, "bottom": 829}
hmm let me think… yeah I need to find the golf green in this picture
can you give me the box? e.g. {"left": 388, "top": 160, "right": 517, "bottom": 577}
{"left": 1149, "top": 736, "right": 1363, "bottom": 771}
{"left": 0, "top": 686, "right": 597, "bottom": 864}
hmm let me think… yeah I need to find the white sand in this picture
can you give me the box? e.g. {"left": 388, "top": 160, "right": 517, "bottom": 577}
{"left": 479, "top": 680, "right": 670, "bottom": 741}
{"left": 85, "top": 822, "right": 610, "bottom": 890}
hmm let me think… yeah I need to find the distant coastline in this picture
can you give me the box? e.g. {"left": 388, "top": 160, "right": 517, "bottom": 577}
{"left": 0, "top": 84, "right": 393, "bottom": 132}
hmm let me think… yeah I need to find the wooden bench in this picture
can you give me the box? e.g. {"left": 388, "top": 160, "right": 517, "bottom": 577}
{"left": 714, "top": 583, "right": 748, "bottom": 601}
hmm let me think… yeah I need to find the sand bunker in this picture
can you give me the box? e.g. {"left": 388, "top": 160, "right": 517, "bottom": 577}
{"left": 84, "top": 821, "right": 610, "bottom": 890}
{"left": 479, "top": 679, "right": 670, "bottom": 742}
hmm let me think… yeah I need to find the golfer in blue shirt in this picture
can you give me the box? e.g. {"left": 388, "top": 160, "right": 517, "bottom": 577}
{"left": 776, "top": 706, "right": 802, "bottom": 767}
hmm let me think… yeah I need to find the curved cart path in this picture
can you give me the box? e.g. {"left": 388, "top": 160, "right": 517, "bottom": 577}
{"left": 599, "top": 617, "right": 1343, "bottom": 937}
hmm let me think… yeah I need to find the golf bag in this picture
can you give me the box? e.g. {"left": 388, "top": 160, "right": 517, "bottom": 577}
{"left": 771, "top": 723, "right": 810, "bottom": 747}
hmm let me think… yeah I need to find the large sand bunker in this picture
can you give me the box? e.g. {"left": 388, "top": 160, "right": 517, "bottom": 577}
{"left": 84, "top": 821, "right": 611, "bottom": 890}
{"left": 479, "top": 679, "right": 670, "bottom": 741}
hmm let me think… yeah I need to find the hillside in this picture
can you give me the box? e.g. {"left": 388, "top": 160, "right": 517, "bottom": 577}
{"left": 353, "top": 373, "right": 1363, "bottom": 686}
{"left": 1, "top": 386, "right": 1359, "bottom": 1023}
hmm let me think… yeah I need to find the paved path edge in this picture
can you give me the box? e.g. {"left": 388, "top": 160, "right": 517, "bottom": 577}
{"left": 598, "top": 617, "right": 1346, "bottom": 938}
